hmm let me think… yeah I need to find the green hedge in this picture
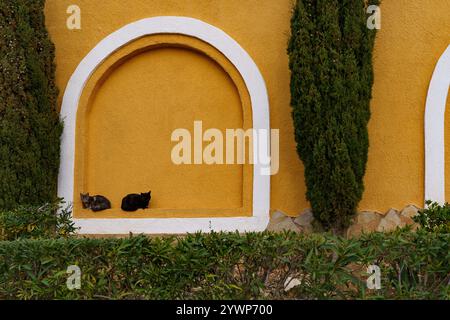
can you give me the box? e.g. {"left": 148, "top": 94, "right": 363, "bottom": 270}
{"left": 0, "top": 0, "right": 62, "bottom": 210}
{"left": 0, "top": 201, "right": 77, "bottom": 241}
{"left": 288, "top": 0, "right": 379, "bottom": 232}
{"left": 414, "top": 201, "right": 450, "bottom": 233}
{"left": 0, "top": 230, "right": 449, "bottom": 300}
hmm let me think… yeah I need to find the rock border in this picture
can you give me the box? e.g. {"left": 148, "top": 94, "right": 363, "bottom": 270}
{"left": 266, "top": 205, "right": 421, "bottom": 238}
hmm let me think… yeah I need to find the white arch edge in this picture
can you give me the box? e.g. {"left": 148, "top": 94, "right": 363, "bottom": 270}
{"left": 425, "top": 45, "right": 450, "bottom": 205}
{"left": 58, "top": 16, "right": 271, "bottom": 234}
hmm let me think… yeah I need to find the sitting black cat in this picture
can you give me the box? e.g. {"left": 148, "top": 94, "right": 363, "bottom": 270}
{"left": 121, "top": 191, "right": 151, "bottom": 212}
{"left": 80, "top": 193, "right": 111, "bottom": 212}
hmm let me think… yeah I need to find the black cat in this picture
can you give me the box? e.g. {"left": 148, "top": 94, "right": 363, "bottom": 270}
{"left": 121, "top": 191, "right": 151, "bottom": 212}
{"left": 80, "top": 193, "right": 111, "bottom": 212}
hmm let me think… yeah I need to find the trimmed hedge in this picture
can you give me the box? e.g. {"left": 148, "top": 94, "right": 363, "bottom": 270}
{"left": 414, "top": 201, "right": 450, "bottom": 233}
{"left": 0, "top": 230, "right": 449, "bottom": 300}
{"left": 288, "top": 0, "right": 379, "bottom": 232}
{"left": 0, "top": 0, "right": 62, "bottom": 210}
{"left": 0, "top": 201, "right": 77, "bottom": 241}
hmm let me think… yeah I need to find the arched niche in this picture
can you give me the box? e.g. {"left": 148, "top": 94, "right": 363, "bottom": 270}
{"left": 58, "top": 17, "right": 270, "bottom": 234}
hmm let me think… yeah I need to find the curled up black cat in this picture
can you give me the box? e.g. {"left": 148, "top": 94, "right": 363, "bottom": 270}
{"left": 80, "top": 193, "right": 112, "bottom": 212}
{"left": 121, "top": 191, "right": 151, "bottom": 212}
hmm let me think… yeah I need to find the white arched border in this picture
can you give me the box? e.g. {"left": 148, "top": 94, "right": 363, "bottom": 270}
{"left": 58, "top": 16, "right": 271, "bottom": 234}
{"left": 425, "top": 45, "right": 450, "bottom": 205}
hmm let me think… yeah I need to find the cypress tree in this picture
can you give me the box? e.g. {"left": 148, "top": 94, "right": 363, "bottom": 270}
{"left": 0, "top": 0, "right": 62, "bottom": 210}
{"left": 288, "top": 0, "right": 379, "bottom": 232}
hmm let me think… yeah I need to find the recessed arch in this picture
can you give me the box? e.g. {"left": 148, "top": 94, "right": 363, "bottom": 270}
{"left": 76, "top": 34, "right": 254, "bottom": 220}
{"left": 425, "top": 45, "right": 450, "bottom": 205}
{"left": 58, "top": 16, "right": 270, "bottom": 234}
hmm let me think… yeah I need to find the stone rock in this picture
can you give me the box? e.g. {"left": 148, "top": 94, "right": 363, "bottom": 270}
{"left": 398, "top": 205, "right": 421, "bottom": 229}
{"left": 347, "top": 211, "right": 382, "bottom": 237}
{"left": 267, "top": 211, "right": 300, "bottom": 233}
{"left": 293, "top": 209, "right": 314, "bottom": 233}
{"left": 377, "top": 209, "right": 403, "bottom": 232}
{"left": 399, "top": 215, "right": 414, "bottom": 226}
{"left": 400, "top": 205, "right": 420, "bottom": 218}
{"left": 284, "top": 277, "right": 302, "bottom": 292}
{"left": 400, "top": 205, "right": 420, "bottom": 219}
{"left": 357, "top": 211, "right": 383, "bottom": 225}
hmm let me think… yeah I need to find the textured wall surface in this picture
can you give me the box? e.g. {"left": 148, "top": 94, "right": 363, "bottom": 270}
{"left": 45, "top": 0, "right": 450, "bottom": 217}
{"left": 363, "top": 0, "right": 450, "bottom": 212}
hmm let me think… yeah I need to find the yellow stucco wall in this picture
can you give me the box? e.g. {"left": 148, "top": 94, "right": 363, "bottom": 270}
{"left": 45, "top": 0, "right": 450, "bottom": 218}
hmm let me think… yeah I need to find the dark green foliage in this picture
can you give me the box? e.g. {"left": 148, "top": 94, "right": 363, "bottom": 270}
{"left": 288, "top": 0, "right": 380, "bottom": 232}
{"left": 0, "top": 0, "right": 62, "bottom": 210}
{"left": 0, "top": 230, "right": 449, "bottom": 300}
{"left": 414, "top": 201, "right": 450, "bottom": 233}
{"left": 0, "top": 200, "right": 77, "bottom": 240}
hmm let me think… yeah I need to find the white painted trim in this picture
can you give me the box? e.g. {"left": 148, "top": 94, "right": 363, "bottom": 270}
{"left": 58, "top": 16, "right": 271, "bottom": 234}
{"left": 425, "top": 45, "right": 450, "bottom": 205}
